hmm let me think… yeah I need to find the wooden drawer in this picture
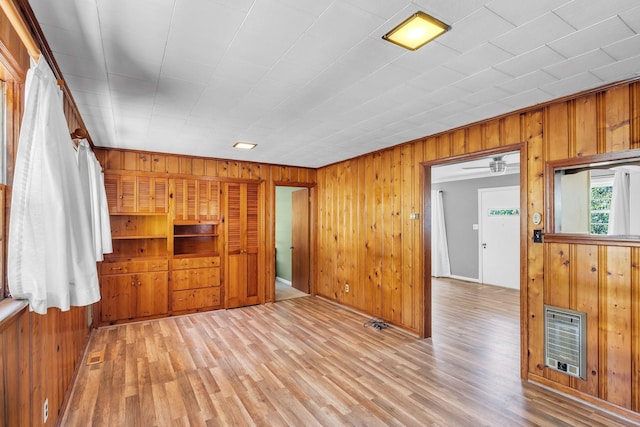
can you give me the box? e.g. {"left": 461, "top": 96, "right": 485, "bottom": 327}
{"left": 101, "top": 259, "right": 168, "bottom": 275}
{"left": 171, "top": 256, "right": 220, "bottom": 270}
{"left": 172, "top": 287, "right": 221, "bottom": 312}
{"left": 171, "top": 267, "right": 220, "bottom": 290}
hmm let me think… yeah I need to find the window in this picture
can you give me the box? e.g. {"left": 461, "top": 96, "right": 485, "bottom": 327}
{"left": 590, "top": 175, "right": 613, "bottom": 235}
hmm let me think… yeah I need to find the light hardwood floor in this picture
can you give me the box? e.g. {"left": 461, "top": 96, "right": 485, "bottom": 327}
{"left": 62, "top": 279, "right": 638, "bottom": 426}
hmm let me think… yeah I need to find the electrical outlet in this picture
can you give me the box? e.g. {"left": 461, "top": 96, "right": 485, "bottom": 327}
{"left": 345, "top": 284, "right": 349, "bottom": 292}
{"left": 43, "top": 398, "right": 49, "bottom": 423}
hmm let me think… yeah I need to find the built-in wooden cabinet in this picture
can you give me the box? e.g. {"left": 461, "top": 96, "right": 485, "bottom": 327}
{"left": 100, "top": 271, "right": 169, "bottom": 322}
{"left": 171, "top": 256, "right": 221, "bottom": 312}
{"left": 172, "top": 178, "right": 219, "bottom": 221}
{"left": 98, "top": 170, "right": 263, "bottom": 324}
{"left": 104, "top": 173, "right": 168, "bottom": 213}
{"left": 224, "top": 182, "right": 260, "bottom": 308}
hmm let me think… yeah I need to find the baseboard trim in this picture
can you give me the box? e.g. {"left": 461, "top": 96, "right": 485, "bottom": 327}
{"left": 448, "top": 275, "right": 480, "bottom": 283}
{"left": 275, "top": 277, "right": 292, "bottom": 286}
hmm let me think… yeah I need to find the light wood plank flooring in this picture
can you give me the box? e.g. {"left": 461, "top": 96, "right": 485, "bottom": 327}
{"left": 62, "top": 279, "right": 638, "bottom": 426}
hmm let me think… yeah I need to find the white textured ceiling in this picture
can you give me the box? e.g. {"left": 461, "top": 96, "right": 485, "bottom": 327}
{"left": 30, "top": 0, "right": 640, "bottom": 168}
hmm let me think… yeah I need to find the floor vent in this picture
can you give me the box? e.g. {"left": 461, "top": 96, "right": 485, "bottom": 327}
{"left": 86, "top": 350, "right": 105, "bottom": 366}
{"left": 544, "top": 305, "right": 586, "bottom": 380}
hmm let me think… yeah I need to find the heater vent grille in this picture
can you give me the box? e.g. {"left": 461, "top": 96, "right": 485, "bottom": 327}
{"left": 544, "top": 305, "right": 587, "bottom": 380}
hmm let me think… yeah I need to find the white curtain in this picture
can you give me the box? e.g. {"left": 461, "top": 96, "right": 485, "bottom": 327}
{"left": 608, "top": 169, "right": 630, "bottom": 235}
{"left": 77, "top": 140, "right": 112, "bottom": 261}
{"left": 8, "top": 58, "right": 100, "bottom": 314}
{"left": 431, "top": 190, "right": 451, "bottom": 277}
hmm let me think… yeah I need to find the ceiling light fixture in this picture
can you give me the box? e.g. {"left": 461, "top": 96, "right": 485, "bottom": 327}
{"left": 489, "top": 158, "right": 507, "bottom": 175}
{"left": 233, "top": 142, "right": 257, "bottom": 150}
{"left": 382, "top": 11, "right": 450, "bottom": 51}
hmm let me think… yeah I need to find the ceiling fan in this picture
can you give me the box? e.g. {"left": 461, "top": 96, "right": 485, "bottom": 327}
{"left": 462, "top": 156, "right": 519, "bottom": 175}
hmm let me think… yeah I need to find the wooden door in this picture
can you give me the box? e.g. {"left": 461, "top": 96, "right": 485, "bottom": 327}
{"left": 101, "top": 275, "right": 136, "bottom": 322}
{"left": 135, "top": 272, "right": 169, "bottom": 317}
{"left": 244, "top": 183, "right": 260, "bottom": 305}
{"left": 291, "top": 189, "right": 310, "bottom": 293}
{"left": 224, "top": 182, "right": 260, "bottom": 308}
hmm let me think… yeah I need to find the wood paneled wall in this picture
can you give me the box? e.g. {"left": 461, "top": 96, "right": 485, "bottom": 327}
{"left": 316, "top": 81, "right": 640, "bottom": 417}
{"left": 0, "top": 4, "right": 93, "bottom": 425}
{"left": 93, "top": 147, "right": 317, "bottom": 305}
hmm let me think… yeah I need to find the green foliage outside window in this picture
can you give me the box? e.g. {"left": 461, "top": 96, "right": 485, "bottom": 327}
{"left": 590, "top": 185, "right": 612, "bottom": 234}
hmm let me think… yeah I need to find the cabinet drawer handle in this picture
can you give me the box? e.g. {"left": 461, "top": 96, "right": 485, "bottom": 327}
{"left": 110, "top": 267, "right": 123, "bottom": 271}
{"left": 131, "top": 281, "right": 135, "bottom": 286}
{"left": 137, "top": 282, "right": 142, "bottom": 287}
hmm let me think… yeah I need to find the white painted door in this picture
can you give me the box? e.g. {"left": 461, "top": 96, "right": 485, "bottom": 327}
{"left": 479, "top": 186, "right": 520, "bottom": 289}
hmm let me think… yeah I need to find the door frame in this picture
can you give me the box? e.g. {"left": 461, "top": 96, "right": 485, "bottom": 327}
{"left": 478, "top": 185, "right": 521, "bottom": 288}
{"left": 272, "top": 182, "right": 316, "bottom": 303}
{"left": 421, "top": 143, "right": 527, "bottom": 380}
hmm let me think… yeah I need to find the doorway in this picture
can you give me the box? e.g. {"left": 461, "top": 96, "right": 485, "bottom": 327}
{"left": 275, "top": 186, "right": 310, "bottom": 301}
{"left": 426, "top": 147, "right": 524, "bottom": 339}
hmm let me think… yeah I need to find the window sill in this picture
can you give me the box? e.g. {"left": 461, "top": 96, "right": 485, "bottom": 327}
{"left": 0, "top": 298, "right": 29, "bottom": 332}
{"left": 543, "top": 233, "right": 640, "bottom": 247}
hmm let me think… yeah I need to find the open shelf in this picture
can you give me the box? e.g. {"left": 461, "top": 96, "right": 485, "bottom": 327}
{"left": 112, "top": 235, "right": 168, "bottom": 240}
{"left": 173, "top": 222, "right": 219, "bottom": 257}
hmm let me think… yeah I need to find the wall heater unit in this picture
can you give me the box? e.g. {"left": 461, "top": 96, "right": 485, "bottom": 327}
{"left": 544, "top": 305, "right": 587, "bottom": 380}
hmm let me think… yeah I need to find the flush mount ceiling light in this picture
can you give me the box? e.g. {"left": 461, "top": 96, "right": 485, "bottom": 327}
{"left": 233, "top": 142, "right": 257, "bottom": 150}
{"left": 382, "top": 11, "right": 450, "bottom": 50}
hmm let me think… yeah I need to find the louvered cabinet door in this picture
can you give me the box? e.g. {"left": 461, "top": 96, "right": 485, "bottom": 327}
{"left": 137, "top": 176, "right": 168, "bottom": 213}
{"left": 173, "top": 179, "right": 198, "bottom": 221}
{"left": 104, "top": 173, "right": 136, "bottom": 213}
{"left": 223, "top": 182, "right": 260, "bottom": 308}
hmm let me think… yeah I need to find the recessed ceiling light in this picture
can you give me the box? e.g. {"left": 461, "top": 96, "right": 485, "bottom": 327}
{"left": 382, "top": 11, "right": 450, "bottom": 51}
{"left": 233, "top": 142, "right": 257, "bottom": 150}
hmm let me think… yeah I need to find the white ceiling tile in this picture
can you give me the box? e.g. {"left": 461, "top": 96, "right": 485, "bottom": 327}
{"left": 408, "top": 66, "right": 466, "bottom": 91}
{"left": 437, "top": 7, "right": 514, "bottom": 53}
{"left": 307, "top": 2, "right": 386, "bottom": 52}
{"left": 53, "top": 52, "right": 106, "bottom": 81}
{"left": 153, "top": 78, "right": 206, "bottom": 117}
{"left": 344, "top": 0, "right": 409, "bottom": 19}
{"left": 40, "top": 24, "right": 98, "bottom": 57}
{"left": 160, "top": 58, "right": 215, "bottom": 85}
{"left": 602, "top": 35, "right": 640, "bottom": 61}
{"left": 212, "top": 56, "right": 269, "bottom": 86}
{"left": 454, "top": 68, "right": 512, "bottom": 92}
{"left": 462, "top": 86, "right": 513, "bottom": 105}
{"left": 541, "top": 72, "right": 604, "bottom": 98}
{"left": 492, "top": 12, "right": 574, "bottom": 56}
{"left": 501, "top": 88, "right": 554, "bottom": 109}
{"left": 498, "top": 70, "right": 558, "bottom": 93}
{"left": 554, "top": 0, "right": 640, "bottom": 29}
{"left": 549, "top": 16, "right": 635, "bottom": 58}
{"left": 413, "top": 0, "right": 488, "bottom": 23}
{"left": 441, "top": 43, "right": 513, "bottom": 76}
{"left": 544, "top": 49, "right": 616, "bottom": 79}
{"left": 393, "top": 42, "right": 461, "bottom": 74}
{"left": 277, "top": 0, "right": 334, "bottom": 16}
{"left": 620, "top": 5, "right": 640, "bottom": 32}
{"left": 66, "top": 75, "right": 109, "bottom": 95}
{"left": 164, "top": 1, "right": 247, "bottom": 65}
{"left": 486, "top": 0, "right": 572, "bottom": 26}
{"left": 590, "top": 55, "right": 640, "bottom": 82}
{"left": 494, "top": 46, "right": 565, "bottom": 77}
{"left": 96, "top": 0, "right": 174, "bottom": 35}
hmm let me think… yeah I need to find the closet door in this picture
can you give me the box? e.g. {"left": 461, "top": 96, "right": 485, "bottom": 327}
{"left": 224, "top": 182, "right": 260, "bottom": 308}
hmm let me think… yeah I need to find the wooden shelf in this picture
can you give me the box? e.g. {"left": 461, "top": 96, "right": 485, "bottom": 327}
{"left": 111, "top": 235, "right": 167, "bottom": 240}
{"left": 174, "top": 233, "right": 218, "bottom": 238}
